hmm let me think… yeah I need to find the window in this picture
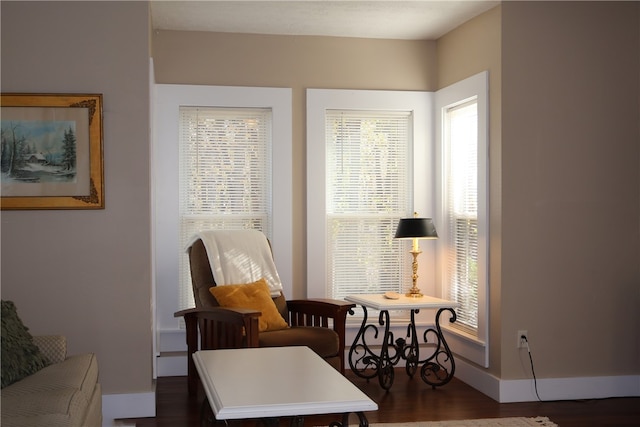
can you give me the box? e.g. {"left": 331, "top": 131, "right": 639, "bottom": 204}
{"left": 307, "top": 89, "right": 433, "bottom": 301}
{"left": 153, "top": 85, "right": 292, "bottom": 345}
{"left": 443, "top": 100, "right": 478, "bottom": 333}
{"left": 307, "top": 80, "right": 488, "bottom": 364}
{"left": 178, "top": 107, "right": 273, "bottom": 309}
{"left": 325, "top": 110, "right": 412, "bottom": 299}
{"left": 435, "top": 71, "right": 489, "bottom": 367}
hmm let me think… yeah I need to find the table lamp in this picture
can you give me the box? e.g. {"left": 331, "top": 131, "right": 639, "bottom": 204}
{"left": 394, "top": 213, "right": 438, "bottom": 298}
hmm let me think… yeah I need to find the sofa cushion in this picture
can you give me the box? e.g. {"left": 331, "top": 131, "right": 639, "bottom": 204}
{"left": 258, "top": 326, "right": 339, "bottom": 358}
{"left": 1, "top": 301, "right": 49, "bottom": 388}
{"left": 1, "top": 353, "right": 99, "bottom": 427}
{"left": 32, "top": 335, "right": 67, "bottom": 365}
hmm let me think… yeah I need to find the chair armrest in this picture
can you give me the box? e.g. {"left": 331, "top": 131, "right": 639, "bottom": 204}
{"left": 174, "top": 306, "right": 262, "bottom": 322}
{"left": 174, "top": 307, "right": 261, "bottom": 396}
{"left": 33, "top": 335, "right": 67, "bottom": 364}
{"left": 174, "top": 307, "right": 262, "bottom": 348}
{"left": 287, "top": 299, "right": 356, "bottom": 329}
{"left": 285, "top": 299, "right": 355, "bottom": 375}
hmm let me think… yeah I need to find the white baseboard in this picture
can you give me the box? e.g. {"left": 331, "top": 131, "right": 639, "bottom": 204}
{"left": 497, "top": 374, "right": 640, "bottom": 403}
{"left": 451, "top": 356, "right": 502, "bottom": 400}
{"left": 102, "top": 391, "right": 156, "bottom": 427}
{"left": 157, "top": 353, "right": 188, "bottom": 377}
{"left": 454, "top": 357, "right": 640, "bottom": 403}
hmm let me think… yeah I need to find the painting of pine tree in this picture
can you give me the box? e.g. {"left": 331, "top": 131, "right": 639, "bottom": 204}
{"left": 1, "top": 120, "right": 78, "bottom": 184}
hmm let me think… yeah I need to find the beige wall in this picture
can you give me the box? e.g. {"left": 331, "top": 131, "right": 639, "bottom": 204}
{"left": 153, "top": 31, "right": 437, "bottom": 299}
{"left": 501, "top": 1, "right": 639, "bottom": 379}
{"left": 439, "top": 1, "right": 640, "bottom": 382}
{"left": 436, "top": 5, "right": 503, "bottom": 377}
{"left": 1, "top": 0, "right": 153, "bottom": 397}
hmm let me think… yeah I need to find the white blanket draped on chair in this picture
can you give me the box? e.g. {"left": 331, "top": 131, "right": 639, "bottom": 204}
{"left": 186, "top": 230, "right": 284, "bottom": 297}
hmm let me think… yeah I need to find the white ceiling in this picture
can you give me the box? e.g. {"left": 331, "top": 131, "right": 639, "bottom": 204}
{"left": 150, "top": 1, "right": 500, "bottom": 40}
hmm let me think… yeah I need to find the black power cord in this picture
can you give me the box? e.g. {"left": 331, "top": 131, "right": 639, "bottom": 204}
{"left": 521, "top": 335, "right": 543, "bottom": 402}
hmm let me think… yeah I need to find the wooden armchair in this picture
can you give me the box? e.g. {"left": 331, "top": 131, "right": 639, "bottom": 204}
{"left": 174, "top": 231, "right": 355, "bottom": 395}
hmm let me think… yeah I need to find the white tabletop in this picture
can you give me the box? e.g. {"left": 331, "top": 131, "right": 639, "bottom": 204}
{"left": 193, "top": 346, "right": 378, "bottom": 420}
{"left": 345, "top": 293, "right": 459, "bottom": 311}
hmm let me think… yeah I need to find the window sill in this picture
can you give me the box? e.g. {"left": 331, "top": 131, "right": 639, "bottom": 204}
{"left": 441, "top": 324, "right": 488, "bottom": 368}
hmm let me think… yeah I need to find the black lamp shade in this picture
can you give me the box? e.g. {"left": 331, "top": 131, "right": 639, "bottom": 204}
{"left": 394, "top": 218, "right": 438, "bottom": 239}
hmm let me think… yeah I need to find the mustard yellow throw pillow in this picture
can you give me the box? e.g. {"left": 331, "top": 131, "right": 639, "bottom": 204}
{"left": 209, "top": 278, "right": 289, "bottom": 332}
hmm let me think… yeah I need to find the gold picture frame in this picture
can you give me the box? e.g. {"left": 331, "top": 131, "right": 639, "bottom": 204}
{"left": 1, "top": 93, "right": 104, "bottom": 209}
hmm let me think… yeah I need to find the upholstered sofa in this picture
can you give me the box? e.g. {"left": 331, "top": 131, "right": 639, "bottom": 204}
{"left": 1, "top": 301, "right": 102, "bottom": 427}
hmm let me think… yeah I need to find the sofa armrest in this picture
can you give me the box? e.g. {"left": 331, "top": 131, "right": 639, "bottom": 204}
{"left": 33, "top": 335, "right": 67, "bottom": 364}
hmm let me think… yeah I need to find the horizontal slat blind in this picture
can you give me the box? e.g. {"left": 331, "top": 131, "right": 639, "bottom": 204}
{"left": 325, "top": 110, "right": 412, "bottom": 300}
{"left": 444, "top": 99, "right": 478, "bottom": 334}
{"left": 178, "top": 106, "right": 272, "bottom": 310}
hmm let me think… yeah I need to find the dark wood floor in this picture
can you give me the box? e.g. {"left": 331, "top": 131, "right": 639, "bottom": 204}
{"left": 119, "top": 372, "right": 640, "bottom": 427}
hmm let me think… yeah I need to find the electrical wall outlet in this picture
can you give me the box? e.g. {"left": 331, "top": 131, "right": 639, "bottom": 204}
{"left": 517, "top": 330, "right": 528, "bottom": 348}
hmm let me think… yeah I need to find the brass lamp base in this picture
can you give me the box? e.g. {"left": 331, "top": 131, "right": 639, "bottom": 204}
{"left": 406, "top": 247, "right": 424, "bottom": 298}
{"left": 406, "top": 288, "right": 423, "bottom": 298}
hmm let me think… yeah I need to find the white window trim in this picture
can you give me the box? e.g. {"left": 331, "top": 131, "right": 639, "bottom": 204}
{"left": 307, "top": 89, "right": 433, "bottom": 300}
{"left": 435, "top": 71, "right": 490, "bottom": 368}
{"left": 153, "top": 85, "right": 292, "bottom": 343}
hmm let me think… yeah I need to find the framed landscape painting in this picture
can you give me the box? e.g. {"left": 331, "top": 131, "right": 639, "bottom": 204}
{"left": 1, "top": 93, "right": 104, "bottom": 209}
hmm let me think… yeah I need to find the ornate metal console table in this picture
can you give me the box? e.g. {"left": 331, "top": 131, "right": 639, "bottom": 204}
{"left": 345, "top": 294, "right": 458, "bottom": 391}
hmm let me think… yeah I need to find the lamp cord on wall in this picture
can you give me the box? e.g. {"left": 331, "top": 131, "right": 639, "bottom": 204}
{"left": 522, "top": 335, "right": 542, "bottom": 402}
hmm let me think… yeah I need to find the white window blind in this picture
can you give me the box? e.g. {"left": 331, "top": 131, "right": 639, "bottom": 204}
{"left": 443, "top": 100, "right": 479, "bottom": 334}
{"left": 178, "top": 106, "right": 272, "bottom": 310}
{"left": 325, "top": 110, "right": 412, "bottom": 300}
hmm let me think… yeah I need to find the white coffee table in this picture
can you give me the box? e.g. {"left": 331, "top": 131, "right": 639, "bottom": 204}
{"left": 193, "top": 346, "right": 378, "bottom": 426}
{"left": 345, "top": 294, "right": 459, "bottom": 390}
